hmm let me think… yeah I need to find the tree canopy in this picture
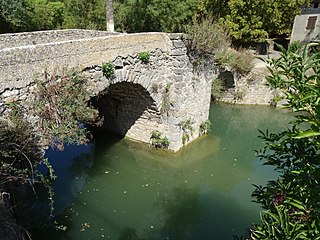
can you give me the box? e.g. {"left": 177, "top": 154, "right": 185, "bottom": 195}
{"left": 222, "top": 0, "right": 311, "bottom": 43}
{"left": 0, "top": 0, "right": 313, "bottom": 43}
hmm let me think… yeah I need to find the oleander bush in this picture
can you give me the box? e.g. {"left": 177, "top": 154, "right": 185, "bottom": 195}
{"left": 249, "top": 42, "right": 320, "bottom": 239}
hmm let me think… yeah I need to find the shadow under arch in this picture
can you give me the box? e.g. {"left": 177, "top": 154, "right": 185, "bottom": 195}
{"left": 90, "top": 82, "right": 158, "bottom": 138}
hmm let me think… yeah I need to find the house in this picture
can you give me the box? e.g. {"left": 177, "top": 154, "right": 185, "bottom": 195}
{"left": 290, "top": 0, "right": 320, "bottom": 43}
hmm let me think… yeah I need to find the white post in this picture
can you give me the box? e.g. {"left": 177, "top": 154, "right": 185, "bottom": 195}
{"left": 106, "top": 0, "right": 115, "bottom": 32}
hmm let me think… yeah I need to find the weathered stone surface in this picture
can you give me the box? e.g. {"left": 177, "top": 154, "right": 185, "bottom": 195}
{"left": 0, "top": 29, "right": 119, "bottom": 50}
{"left": 0, "top": 31, "right": 212, "bottom": 152}
{"left": 113, "top": 57, "right": 124, "bottom": 68}
{"left": 217, "top": 60, "right": 276, "bottom": 105}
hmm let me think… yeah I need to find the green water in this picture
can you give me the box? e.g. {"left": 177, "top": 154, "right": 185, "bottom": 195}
{"left": 33, "top": 103, "right": 293, "bottom": 240}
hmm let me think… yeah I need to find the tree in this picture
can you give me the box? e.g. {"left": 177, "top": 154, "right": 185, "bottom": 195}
{"left": 221, "top": 0, "right": 311, "bottom": 43}
{"left": 27, "top": 0, "right": 65, "bottom": 30}
{"left": 63, "top": 0, "right": 105, "bottom": 29}
{"left": 0, "top": 0, "right": 30, "bottom": 32}
{"left": 114, "top": 0, "right": 197, "bottom": 33}
{"left": 194, "top": 0, "right": 229, "bottom": 19}
{"left": 106, "top": 0, "right": 114, "bottom": 32}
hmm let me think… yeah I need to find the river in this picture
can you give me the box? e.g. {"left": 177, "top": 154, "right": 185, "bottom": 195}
{"left": 33, "top": 102, "right": 293, "bottom": 240}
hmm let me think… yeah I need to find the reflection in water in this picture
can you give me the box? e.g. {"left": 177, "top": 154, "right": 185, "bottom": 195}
{"left": 160, "top": 187, "right": 203, "bottom": 240}
{"left": 33, "top": 103, "right": 293, "bottom": 240}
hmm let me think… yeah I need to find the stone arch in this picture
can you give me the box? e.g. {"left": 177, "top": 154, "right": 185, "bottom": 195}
{"left": 91, "top": 82, "right": 163, "bottom": 143}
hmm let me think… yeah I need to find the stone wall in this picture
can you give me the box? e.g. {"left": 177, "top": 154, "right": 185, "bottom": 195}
{"left": 0, "top": 31, "right": 212, "bottom": 152}
{"left": 0, "top": 32, "right": 170, "bottom": 95}
{"left": 214, "top": 61, "right": 276, "bottom": 105}
{"left": 82, "top": 34, "right": 211, "bottom": 151}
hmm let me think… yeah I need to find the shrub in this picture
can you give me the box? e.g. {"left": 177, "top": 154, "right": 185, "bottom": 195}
{"left": 179, "top": 118, "right": 194, "bottom": 144}
{"left": 33, "top": 70, "right": 97, "bottom": 149}
{"left": 211, "top": 77, "right": 225, "bottom": 100}
{"left": 0, "top": 103, "right": 56, "bottom": 221}
{"left": 102, "top": 62, "right": 114, "bottom": 79}
{"left": 150, "top": 130, "right": 170, "bottom": 149}
{"left": 185, "top": 17, "right": 254, "bottom": 75}
{"left": 250, "top": 42, "right": 320, "bottom": 239}
{"left": 138, "top": 51, "right": 151, "bottom": 63}
{"left": 185, "top": 17, "right": 231, "bottom": 56}
{"left": 215, "top": 48, "right": 254, "bottom": 75}
{"left": 199, "top": 120, "right": 211, "bottom": 136}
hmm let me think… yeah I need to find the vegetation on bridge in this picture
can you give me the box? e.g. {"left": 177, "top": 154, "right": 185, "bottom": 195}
{"left": 0, "top": 70, "right": 98, "bottom": 238}
{"left": 1, "top": 0, "right": 319, "bottom": 239}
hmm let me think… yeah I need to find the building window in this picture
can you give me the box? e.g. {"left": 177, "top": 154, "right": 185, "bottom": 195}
{"left": 306, "top": 16, "right": 317, "bottom": 30}
{"left": 314, "top": 3, "right": 319, "bottom": 8}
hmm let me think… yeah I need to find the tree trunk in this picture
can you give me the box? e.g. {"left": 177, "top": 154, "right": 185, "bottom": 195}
{"left": 106, "top": 0, "right": 114, "bottom": 32}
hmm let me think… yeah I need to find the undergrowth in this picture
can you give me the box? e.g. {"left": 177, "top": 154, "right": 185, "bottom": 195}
{"left": 33, "top": 70, "right": 98, "bottom": 150}
{"left": 150, "top": 131, "right": 170, "bottom": 149}
{"left": 185, "top": 17, "right": 254, "bottom": 75}
{"left": 0, "top": 103, "right": 56, "bottom": 235}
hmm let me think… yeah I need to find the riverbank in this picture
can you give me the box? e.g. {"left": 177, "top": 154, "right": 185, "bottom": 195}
{"left": 217, "top": 51, "right": 284, "bottom": 106}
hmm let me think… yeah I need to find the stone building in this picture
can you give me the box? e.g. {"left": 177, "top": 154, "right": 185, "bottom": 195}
{"left": 291, "top": 0, "right": 320, "bottom": 43}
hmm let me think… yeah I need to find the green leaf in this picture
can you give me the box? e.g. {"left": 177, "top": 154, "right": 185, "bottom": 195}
{"left": 288, "top": 199, "right": 305, "bottom": 211}
{"left": 293, "top": 130, "right": 320, "bottom": 139}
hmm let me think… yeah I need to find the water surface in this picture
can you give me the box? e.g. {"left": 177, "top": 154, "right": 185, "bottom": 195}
{"left": 34, "top": 103, "right": 293, "bottom": 240}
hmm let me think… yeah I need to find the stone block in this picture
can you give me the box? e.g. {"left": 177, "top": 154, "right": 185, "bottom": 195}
{"left": 113, "top": 57, "right": 124, "bottom": 68}
{"left": 171, "top": 48, "right": 187, "bottom": 56}
{"left": 172, "top": 40, "right": 185, "bottom": 49}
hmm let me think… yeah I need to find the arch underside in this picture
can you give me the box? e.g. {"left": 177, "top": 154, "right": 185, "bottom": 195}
{"left": 91, "top": 82, "right": 162, "bottom": 143}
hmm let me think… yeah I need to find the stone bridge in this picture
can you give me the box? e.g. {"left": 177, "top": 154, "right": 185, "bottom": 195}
{"left": 0, "top": 30, "right": 212, "bottom": 152}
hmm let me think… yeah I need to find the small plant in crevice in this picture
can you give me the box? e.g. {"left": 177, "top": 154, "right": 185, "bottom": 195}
{"left": 233, "top": 89, "right": 246, "bottom": 102}
{"left": 150, "top": 130, "right": 170, "bottom": 149}
{"left": 102, "top": 62, "right": 115, "bottom": 79}
{"left": 199, "top": 120, "right": 211, "bottom": 136}
{"left": 138, "top": 51, "right": 151, "bottom": 63}
{"left": 33, "top": 70, "right": 98, "bottom": 150}
{"left": 160, "top": 83, "right": 172, "bottom": 115}
{"left": 211, "top": 77, "right": 225, "bottom": 100}
{"left": 179, "top": 118, "right": 195, "bottom": 145}
{"left": 151, "top": 82, "right": 159, "bottom": 93}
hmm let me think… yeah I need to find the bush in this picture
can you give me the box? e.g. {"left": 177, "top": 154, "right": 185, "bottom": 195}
{"left": 215, "top": 48, "right": 254, "bottom": 75}
{"left": 185, "top": 17, "right": 230, "bottom": 56}
{"left": 138, "top": 51, "right": 151, "bottom": 63}
{"left": 0, "top": 103, "right": 56, "bottom": 224}
{"left": 250, "top": 42, "right": 320, "bottom": 239}
{"left": 211, "top": 77, "right": 225, "bottom": 100}
{"left": 33, "top": 70, "right": 97, "bottom": 149}
{"left": 185, "top": 17, "right": 253, "bottom": 75}
{"left": 102, "top": 62, "right": 115, "bottom": 79}
{"left": 150, "top": 131, "right": 170, "bottom": 149}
